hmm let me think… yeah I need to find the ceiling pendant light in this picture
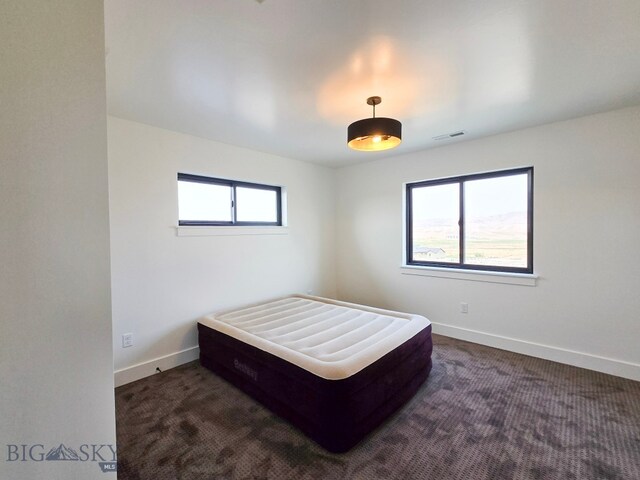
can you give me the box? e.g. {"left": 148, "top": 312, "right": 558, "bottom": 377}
{"left": 347, "top": 96, "right": 402, "bottom": 152}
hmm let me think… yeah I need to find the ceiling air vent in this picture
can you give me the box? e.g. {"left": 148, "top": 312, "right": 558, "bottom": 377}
{"left": 433, "top": 130, "right": 466, "bottom": 141}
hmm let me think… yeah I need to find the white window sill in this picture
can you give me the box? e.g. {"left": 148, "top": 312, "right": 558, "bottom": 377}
{"left": 400, "top": 265, "right": 538, "bottom": 286}
{"left": 176, "top": 226, "right": 289, "bottom": 237}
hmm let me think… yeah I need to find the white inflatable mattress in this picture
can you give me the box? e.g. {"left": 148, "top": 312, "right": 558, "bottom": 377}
{"left": 198, "top": 294, "right": 430, "bottom": 380}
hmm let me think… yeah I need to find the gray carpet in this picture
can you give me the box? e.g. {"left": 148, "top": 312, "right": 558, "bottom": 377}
{"left": 115, "top": 335, "right": 640, "bottom": 479}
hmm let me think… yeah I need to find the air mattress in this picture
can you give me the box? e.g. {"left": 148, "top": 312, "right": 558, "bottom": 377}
{"left": 198, "top": 295, "right": 432, "bottom": 452}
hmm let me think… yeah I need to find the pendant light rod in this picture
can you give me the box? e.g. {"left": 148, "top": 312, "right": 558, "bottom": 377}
{"left": 367, "top": 96, "right": 381, "bottom": 118}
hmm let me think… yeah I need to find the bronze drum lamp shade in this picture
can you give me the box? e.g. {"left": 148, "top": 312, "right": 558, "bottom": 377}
{"left": 347, "top": 96, "right": 402, "bottom": 152}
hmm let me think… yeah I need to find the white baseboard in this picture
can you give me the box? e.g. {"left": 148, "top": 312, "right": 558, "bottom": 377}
{"left": 113, "top": 326, "right": 640, "bottom": 387}
{"left": 114, "top": 346, "right": 200, "bottom": 388}
{"left": 431, "top": 323, "right": 640, "bottom": 382}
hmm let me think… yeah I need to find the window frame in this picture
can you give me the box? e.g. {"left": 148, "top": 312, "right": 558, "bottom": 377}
{"left": 405, "top": 167, "right": 533, "bottom": 274}
{"left": 177, "top": 173, "right": 282, "bottom": 227}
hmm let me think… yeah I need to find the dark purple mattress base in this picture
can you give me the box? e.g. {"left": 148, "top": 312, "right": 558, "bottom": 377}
{"left": 198, "top": 322, "right": 432, "bottom": 453}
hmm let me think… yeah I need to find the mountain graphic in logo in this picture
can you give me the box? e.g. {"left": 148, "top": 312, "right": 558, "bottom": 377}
{"left": 45, "top": 444, "right": 80, "bottom": 461}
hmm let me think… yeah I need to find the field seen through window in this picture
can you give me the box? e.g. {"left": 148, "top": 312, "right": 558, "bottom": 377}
{"left": 411, "top": 173, "right": 529, "bottom": 268}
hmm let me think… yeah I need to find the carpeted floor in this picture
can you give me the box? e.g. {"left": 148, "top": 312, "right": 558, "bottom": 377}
{"left": 115, "top": 335, "right": 640, "bottom": 480}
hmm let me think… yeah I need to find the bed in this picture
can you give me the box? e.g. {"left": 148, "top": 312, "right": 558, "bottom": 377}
{"left": 197, "top": 294, "right": 432, "bottom": 453}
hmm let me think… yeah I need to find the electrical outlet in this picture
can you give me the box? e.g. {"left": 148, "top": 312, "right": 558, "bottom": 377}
{"left": 122, "top": 333, "right": 133, "bottom": 348}
{"left": 460, "top": 303, "right": 469, "bottom": 314}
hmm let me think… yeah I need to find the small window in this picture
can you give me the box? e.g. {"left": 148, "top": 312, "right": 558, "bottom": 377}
{"left": 178, "top": 173, "right": 282, "bottom": 226}
{"left": 406, "top": 167, "right": 533, "bottom": 273}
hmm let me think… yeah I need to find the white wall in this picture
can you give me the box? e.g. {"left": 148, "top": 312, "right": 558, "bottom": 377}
{"left": 0, "top": 1, "right": 116, "bottom": 479}
{"left": 108, "top": 116, "right": 336, "bottom": 385}
{"left": 336, "top": 106, "right": 640, "bottom": 380}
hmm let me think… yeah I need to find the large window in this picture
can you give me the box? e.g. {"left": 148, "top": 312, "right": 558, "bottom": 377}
{"left": 406, "top": 167, "right": 533, "bottom": 273}
{"left": 178, "top": 173, "right": 282, "bottom": 226}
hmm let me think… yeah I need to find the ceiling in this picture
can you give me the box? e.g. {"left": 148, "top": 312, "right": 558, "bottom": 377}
{"left": 105, "top": 0, "right": 640, "bottom": 167}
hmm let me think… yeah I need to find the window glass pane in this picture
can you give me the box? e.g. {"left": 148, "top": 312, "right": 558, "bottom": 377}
{"left": 236, "top": 187, "right": 278, "bottom": 222}
{"left": 411, "top": 183, "right": 460, "bottom": 263}
{"left": 178, "top": 180, "right": 232, "bottom": 222}
{"left": 464, "top": 174, "right": 528, "bottom": 268}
